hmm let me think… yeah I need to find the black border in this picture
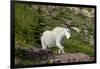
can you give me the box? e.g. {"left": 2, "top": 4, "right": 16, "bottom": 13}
{"left": 11, "top": 0, "right": 97, "bottom": 68}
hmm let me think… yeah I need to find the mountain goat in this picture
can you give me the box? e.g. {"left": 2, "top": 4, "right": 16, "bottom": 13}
{"left": 41, "top": 27, "right": 71, "bottom": 54}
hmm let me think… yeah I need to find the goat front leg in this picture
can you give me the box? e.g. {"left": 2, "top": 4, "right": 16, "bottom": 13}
{"left": 56, "top": 41, "right": 65, "bottom": 54}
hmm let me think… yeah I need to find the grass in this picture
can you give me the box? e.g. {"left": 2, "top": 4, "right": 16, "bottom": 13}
{"left": 49, "top": 37, "right": 94, "bottom": 57}
{"left": 64, "top": 38, "right": 94, "bottom": 57}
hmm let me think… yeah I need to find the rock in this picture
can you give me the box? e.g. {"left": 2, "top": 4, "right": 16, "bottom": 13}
{"left": 50, "top": 53, "right": 94, "bottom": 63}
{"left": 15, "top": 47, "right": 54, "bottom": 60}
{"left": 15, "top": 47, "right": 94, "bottom": 65}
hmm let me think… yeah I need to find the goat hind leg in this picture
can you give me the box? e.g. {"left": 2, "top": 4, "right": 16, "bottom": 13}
{"left": 41, "top": 41, "right": 47, "bottom": 49}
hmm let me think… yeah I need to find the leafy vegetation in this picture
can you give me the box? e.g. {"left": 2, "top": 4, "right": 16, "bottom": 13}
{"left": 15, "top": 3, "right": 95, "bottom": 66}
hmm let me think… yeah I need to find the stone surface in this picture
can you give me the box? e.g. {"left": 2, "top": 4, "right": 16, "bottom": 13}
{"left": 15, "top": 47, "right": 94, "bottom": 64}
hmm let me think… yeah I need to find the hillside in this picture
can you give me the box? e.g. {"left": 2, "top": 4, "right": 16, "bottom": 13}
{"left": 15, "top": 3, "right": 95, "bottom": 66}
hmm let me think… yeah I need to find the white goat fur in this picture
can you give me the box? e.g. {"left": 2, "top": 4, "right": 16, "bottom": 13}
{"left": 41, "top": 27, "right": 71, "bottom": 54}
